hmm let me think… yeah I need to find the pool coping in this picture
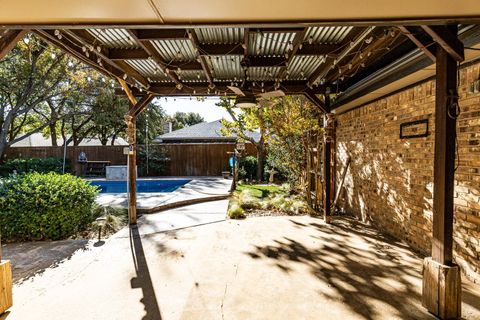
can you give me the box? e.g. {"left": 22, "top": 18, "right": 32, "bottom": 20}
{"left": 94, "top": 177, "right": 232, "bottom": 214}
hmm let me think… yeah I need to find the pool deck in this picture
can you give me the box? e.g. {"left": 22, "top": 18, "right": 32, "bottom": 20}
{"left": 95, "top": 177, "right": 232, "bottom": 213}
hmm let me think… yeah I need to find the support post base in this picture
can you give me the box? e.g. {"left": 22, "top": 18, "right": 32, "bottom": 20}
{"left": 0, "top": 260, "right": 13, "bottom": 314}
{"left": 422, "top": 257, "right": 461, "bottom": 319}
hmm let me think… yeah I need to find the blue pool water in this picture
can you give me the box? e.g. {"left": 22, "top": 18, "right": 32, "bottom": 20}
{"left": 90, "top": 179, "right": 190, "bottom": 193}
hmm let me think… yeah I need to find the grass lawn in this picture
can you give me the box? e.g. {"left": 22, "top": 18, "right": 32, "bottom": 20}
{"left": 235, "top": 184, "right": 283, "bottom": 198}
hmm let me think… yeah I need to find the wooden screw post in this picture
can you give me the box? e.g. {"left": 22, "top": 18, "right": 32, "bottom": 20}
{"left": 323, "top": 111, "right": 335, "bottom": 224}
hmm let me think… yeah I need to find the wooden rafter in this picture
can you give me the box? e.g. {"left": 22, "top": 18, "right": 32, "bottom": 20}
{"left": 328, "top": 28, "right": 401, "bottom": 83}
{"left": 0, "top": 29, "right": 28, "bottom": 60}
{"left": 188, "top": 29, "right": 214, "bottom": 88}
{"left": 127, "top": 29, "right": 181, "bottom": 85}
{"left": 308, "top": 27, "right": 375, "bottom": 87}
{"left": 34, "top": 29, "right": 126, "bottom": 83}
{"left": 399, "top": 26, "right": 436, "bottom": 62}
{"left": 64, "top": 29, "right": 150, "bottom": 88}
{"left": 128, "top": 94, "right": 154, "bottom": 117}
{"left": 421, "top": 25, "right": 464, "bottom": 61}
{"left": 304, "top": 89, "right": 328, "bottom": 113}
{"left": 118, "top": 78, "right": 137, "bottom": 105}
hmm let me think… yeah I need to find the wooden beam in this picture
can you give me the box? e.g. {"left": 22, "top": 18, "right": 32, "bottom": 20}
{"left": 109, "top": 48, "right": 149, "bottom": 60}
{"left": 0, "top": 29, "right": 28, "bottom": 60}
{"left": 421, "top": 25, "right": 464, "bottom": 61}
{"left": 128, "top": 29, "right": 181, "bottom": 85}
{"left": 122, "top": 81, "right": 311, "bottom": 96}
{"left": 125, "top": 114, "right": 137, "bottom": 225}
{"left": 253, "top": 27, "right": 306, "bottom": 34}
{"left": 432, "top": 38, "right": 458, "bottom": 266}
{"left": 135, "top": 29, "right": 188, "bottom": 41}
{"left": 399, "top": 26, "right": 436, "bottom": 62}
{"left": 35, "top": 29, "right": 126, "bottom": 82}
{"left": 64, "top": 29, "right": 150, "bottom": 88}
{"left": 199, "top": 43, "right": 243, "bottom": 55}
{"left": 304, "top": 89, "right": 329, "bottom": 113}
{"left": 128, "top": 94, "right": 154, "bottom": 117}
{"left": 118, "top": 78, "right": 137, "bottom": 105}
{"left": 188, "top": 29, "right": 214, "bottom": 87}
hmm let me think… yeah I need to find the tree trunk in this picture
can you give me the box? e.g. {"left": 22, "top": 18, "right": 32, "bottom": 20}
{"left": 256, "top": 135, "right": 265, "bottom": 182}
{"left": 50, "top": 123, "right": 58, "bottom": 146}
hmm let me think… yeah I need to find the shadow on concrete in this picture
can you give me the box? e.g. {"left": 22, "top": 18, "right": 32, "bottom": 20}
{"left": 2, "top": 239, "right": 89, "bottom": 283}
{"left": 246, "top": 217, "right": 433, "bottom": 320}
{"left": 129, "top": 226, "right": 163, "bottom": 320}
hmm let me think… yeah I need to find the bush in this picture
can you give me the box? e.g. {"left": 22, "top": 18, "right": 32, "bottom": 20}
{"left": 0, "top": 172, "right": 99, "bottom": 241}
{"left": 0, "top": 157, "right": 69, "bottom": 176}
{"left": 227, "top": 201, "right": 245, "bottom": 219}
{"left": 238, "top": 156, "right": 257, "bottom": 181}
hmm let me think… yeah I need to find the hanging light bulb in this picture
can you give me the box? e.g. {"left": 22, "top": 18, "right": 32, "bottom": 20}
{"left": 85, "top": 51, "right": 90, "bottom": 58}
{"left": 87, "top": 76, "right": 92, "bottom": 82}
{"left": 54, "top": 29, "right": 60, "bottom": 36}
{"left": 23, "top": 36, "right": 30, "bottom": 44}
{"left": 197, "top": 72, "right": 201, "bottom": 79}
{"left": 123, "top": 74, "right": 128, "bottom": 80}
{"left": 308, "top": 36, "right": 313, "bottom": 45}
{"left": 96, "top": 46, "right": 102, "bottom": 53}
{"left": 68, "top": 60, "right": 74, "bottom": 68}
{"left": 176, "top": 83, "right": 183, "bottom": 90}
{"left": 51, "top": 52, "right": 56, "bottom": 59}
{"left": 193, "top": 89, "right": 196, "bottom": 94}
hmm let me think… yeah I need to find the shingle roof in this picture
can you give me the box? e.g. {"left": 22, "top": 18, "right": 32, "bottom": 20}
{"left": 154, "top": 119, "right": 260, "bottom": 143}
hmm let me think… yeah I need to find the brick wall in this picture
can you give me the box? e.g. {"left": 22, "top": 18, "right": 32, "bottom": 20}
{"left": 335, "top": 61, "right": 480, "bottom": 283}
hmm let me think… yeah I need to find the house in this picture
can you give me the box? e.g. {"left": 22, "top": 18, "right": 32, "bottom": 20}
{"left": 10, "top": 133, "right": 128, "bottom": 147}
{"left": 154, "top": 119, "right": 260, "bottom": 144}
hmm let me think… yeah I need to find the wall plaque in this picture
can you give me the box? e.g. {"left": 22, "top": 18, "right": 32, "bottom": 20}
{"left": 400, "top": 119, "right": 429, "bottom": 139}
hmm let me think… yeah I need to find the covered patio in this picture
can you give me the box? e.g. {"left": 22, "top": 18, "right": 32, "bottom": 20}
{"left": 1, "top": 1, "right": 480, "bottom": 319}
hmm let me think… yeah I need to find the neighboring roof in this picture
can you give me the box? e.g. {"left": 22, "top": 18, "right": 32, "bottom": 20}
{"left": 154, "top": 119, "right": 260, "bottom": 143}
{"left": 10, "top": 133, "right": 128, "bottom": 147}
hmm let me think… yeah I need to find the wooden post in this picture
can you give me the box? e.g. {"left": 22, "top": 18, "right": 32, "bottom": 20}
{"left": 323, "top": 100, "right": 334, "bottom": 223}
{"left": 125, "top": 115, "right": 137, "bottom": 225}
{"left": 422, "top": 25, "right": 462, "bottom": 320}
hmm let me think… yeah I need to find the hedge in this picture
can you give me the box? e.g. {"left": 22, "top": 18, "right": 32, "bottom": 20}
{"left": 0, "top": 157, "right": 69, "bottom": 177}
{"left": 0, "top": 172, "right": 99, "bottom": 241}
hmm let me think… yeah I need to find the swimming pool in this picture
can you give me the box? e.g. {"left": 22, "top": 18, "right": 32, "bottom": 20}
{"left": 89, "top": 179, "right": 191, "bottom": 193}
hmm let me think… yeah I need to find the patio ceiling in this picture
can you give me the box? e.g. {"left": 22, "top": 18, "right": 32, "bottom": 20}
{"left": 1, "top": 1, "right": 479, "bottom": 113}
{"left": 26, "top": 23, "right": 480, "bottom": 113}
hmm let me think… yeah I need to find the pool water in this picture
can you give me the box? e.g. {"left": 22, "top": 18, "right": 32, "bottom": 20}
{"left": 89, "top": 179, "right": 191, "bottom": 193}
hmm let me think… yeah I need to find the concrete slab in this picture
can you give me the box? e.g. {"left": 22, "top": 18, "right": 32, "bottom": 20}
{"left": 3, "top": 215, "right": 480, "bottom": 320}
{"left": 95, "top": 177, "right": 232, "bottom": 213}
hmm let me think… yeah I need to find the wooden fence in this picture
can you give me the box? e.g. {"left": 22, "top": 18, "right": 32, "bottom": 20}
{"left": 4, "top": 143, "right": 257, "bottom": 177}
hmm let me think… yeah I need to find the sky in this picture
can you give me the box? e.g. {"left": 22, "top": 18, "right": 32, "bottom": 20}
{"left": 153, "top": 96, "right": 232, "bottom": 122}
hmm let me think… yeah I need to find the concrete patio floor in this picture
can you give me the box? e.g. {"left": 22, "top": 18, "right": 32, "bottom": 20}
{"left": 2, "top": 208, "right": 480, "bottom": 320}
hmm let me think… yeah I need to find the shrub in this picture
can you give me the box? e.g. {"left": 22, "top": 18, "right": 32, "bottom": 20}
{"left": 0, "top": 172, "right": 99, "bottom": 241}
{"left": 239, "top": 156, "right": 257, "bottom": 181}
{"left": 0, "top": 157, "right": 69, "bottom": 176}
{"left": 227, "top": 201, "right": 245, "bottom": 219}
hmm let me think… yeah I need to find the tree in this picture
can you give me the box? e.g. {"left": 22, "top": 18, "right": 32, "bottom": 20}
{"left": 136, "top": 100, "right": 168, "bottom": 145}
{"left": 0, "top": 34, "right": 71, "bottom": 158}
{"left": 170, "top": 111, "right": 204, "bottom": 130}
{"left": 90, "top": 88, "right": 129, "bottom": 145}
{"left": 262, "top": 95, "right": 322, "bottom": 190}
{"left": 217, "top": 97, "right": 267, "bottom": 181}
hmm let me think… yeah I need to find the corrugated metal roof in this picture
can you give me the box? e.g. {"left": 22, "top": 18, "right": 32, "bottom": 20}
{"left": 194, "top": 27, "right": 244, "bottom": 44}
{"left": 287, "top": 55, "right": 325, "bottom": 80}
{"left": 88, "top": 29, "right": 138, "bottom": 49}
{"left": 125, "top": 59, "right": 169, "bottom": 80}
{"left": 210, "top": 55, "right": 243, "bottom": 81}
{"left": 151, "top": 39, "right": 197, "bottom": 62}
{"left": 248, "top": 32, "right": 295, "bottom": 56}
{"left": 304, "top": 26, "right": 353, "bottom": 44}
{"left": 177, "top": 69, "right": 207, "bottom": 82}
{"left": 248, "top": 67, "right": 282, "bottom": 81}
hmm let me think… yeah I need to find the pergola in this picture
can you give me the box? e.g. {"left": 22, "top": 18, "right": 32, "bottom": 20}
{"left": 1, "top": 1, "right": 480, "bottom": 318}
